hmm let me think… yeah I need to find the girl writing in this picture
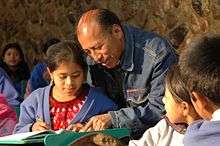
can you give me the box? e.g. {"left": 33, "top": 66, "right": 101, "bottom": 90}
{"left": 14, "top": 41, "right": 118, "bottom": 133}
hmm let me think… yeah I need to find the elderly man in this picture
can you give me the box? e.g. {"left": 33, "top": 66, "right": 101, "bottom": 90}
{"left": 76, "top": 8, "right": 177, "bottom": 138}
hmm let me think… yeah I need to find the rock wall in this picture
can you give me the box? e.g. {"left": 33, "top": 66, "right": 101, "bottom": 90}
{"left": 0, "top": 0, "right": 219, "bottom": 68}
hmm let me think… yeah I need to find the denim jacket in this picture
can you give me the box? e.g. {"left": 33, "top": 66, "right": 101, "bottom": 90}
{"left": 86, "top": 24, "right": 177, "bottom": 138}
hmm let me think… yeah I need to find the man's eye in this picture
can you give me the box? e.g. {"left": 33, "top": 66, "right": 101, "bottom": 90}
{"left": 84, "top": 49, "right": 91, "bottom": 55}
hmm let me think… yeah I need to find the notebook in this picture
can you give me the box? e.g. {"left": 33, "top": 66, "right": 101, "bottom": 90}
{"left": 0, "top": 129, "right": 65, "bottom": 144}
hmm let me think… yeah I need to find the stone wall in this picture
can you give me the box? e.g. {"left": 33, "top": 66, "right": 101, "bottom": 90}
{"left": 0, "top": 0, "right": 219, "bottom": 69}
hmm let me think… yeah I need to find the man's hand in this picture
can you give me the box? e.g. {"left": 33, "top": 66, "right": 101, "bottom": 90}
{"left": 80, "top": 113, "right": 112, "bottom": 132}
{"left": 66, "top": 123, "right": 84, "bottom": 132}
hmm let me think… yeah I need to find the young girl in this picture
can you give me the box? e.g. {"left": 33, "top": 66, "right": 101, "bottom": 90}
{"left": 129, "top": 65, "right": 201, "bottom": 146}
{"left": 0, "top": 43, "right": 30, "bottom": 99}
{"left": 13, "top": 41, "right": 118, "bottom": 133}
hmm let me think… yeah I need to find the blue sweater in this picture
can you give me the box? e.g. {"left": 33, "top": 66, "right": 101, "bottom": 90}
{"left": 0, "top": 67, "right": 20, "bottom": 106}
{"left": 14, "top": 85, "right": 118, "bottom": 133}
{"left": 184, "top": 120, "right": 220, "bottom": 146}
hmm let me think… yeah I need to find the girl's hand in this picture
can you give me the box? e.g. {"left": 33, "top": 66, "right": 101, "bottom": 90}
{"left": 32, "top": 119, "right": 50, "bottom": 131}
{"left": 66, "top": 123, "right": 85, "bottom": 132}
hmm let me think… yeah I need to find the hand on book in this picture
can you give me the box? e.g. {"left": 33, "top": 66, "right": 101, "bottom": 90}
{"left": 66, "top": 123, "right": 85, "bottom": 132}
{"left": 79, "top": 113, "right": 112, "bottom": 132}
{"left": 67, "top": 114, "right": 112, "bottom": 132}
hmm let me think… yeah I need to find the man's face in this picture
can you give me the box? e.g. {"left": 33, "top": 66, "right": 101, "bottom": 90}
{"left": 77, "top": 22, "right": 124, "bottom": 68}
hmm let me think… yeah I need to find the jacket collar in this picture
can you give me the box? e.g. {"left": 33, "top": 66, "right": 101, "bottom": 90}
{"left": 120, "top": 24, "right": 134, "bottom": 72}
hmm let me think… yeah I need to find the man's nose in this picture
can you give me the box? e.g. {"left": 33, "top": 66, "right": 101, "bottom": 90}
{"left": 92, "top": 51, "right": 102, "bottom": 63}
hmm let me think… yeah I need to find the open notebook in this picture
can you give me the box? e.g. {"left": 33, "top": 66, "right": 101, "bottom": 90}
{"left": 0, "top": 129, "right": 65, "bottom": 144}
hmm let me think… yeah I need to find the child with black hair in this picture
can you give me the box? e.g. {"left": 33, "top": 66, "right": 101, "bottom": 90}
{"left": 129, "top": 65, "right": 200, "bottom": 146}
{"left": 179, "top": 34, "right": 220, "bottom": 146}
{"left": 0, "top": 43, "right": 30, "bottom": 100}
{"left": 14, "top": 41, "right": 118, "bottom": 133}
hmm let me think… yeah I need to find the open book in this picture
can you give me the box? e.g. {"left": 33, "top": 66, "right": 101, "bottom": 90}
{"left": 0, "top": 128, "right": 130, "bottom": 145}
{"left": 0, "top": 129, "right": 65, "bottom": 144}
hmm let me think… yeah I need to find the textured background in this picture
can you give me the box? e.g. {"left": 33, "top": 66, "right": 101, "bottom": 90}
{"left": 0, "top": 0, "right": 220, "bottom": 69}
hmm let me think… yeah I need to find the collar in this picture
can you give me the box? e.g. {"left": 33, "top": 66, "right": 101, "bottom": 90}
{"left": 211, "top": 109, "right": 220, "bottom": 121}
{"left": 120, "top": 24, "right": 134, "bottom": 72}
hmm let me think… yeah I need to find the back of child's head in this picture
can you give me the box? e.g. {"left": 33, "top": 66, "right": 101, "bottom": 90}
{"left": 46, "top": 41, "right": 87, "bottom": 73}
{"left": 179, "top": 34, "right": 220, "bottom": 105}
{"left": 42, "top": 38, "right": 61, "bottom": 54}
{"left": 2, "top": 43, "right": 24, "bottom": 61}
{"left": 166, "top": 64, "right": 191, "bottom": 104}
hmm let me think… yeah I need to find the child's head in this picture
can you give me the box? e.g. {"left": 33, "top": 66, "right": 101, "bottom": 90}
{"left": 42, "top": 38, "right": 60, "bottom": 54}
{"left": 46, "top": 41, "right": 87, "bottom": 98}
{"left": 2, "top": 43, "right": 24, "bottom": 67}
{"left": 179, "top": 34, "right": 220, "bottom": 120}
{"left": 163, "top": 64, "right": 200, "bottom": 124}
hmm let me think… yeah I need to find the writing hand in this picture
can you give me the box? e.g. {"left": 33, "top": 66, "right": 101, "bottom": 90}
{"left": 32, "top": 118, "right": 50, "bottom": 131}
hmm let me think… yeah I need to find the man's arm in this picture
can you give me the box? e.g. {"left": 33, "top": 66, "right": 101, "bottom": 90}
{"left": 109, "top": 42, "right": 177, "bottom": 138}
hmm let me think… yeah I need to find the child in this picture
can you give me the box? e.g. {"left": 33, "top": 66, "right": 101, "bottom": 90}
{"left": 13, "top": 41, "right": 118, "bottom": 133}
{"left": 0, "top": 94, "right": 17, "bottom": 136}
{"left": 129, "top": 65, "right": 200, "bottom": 146}
{"left": 178, "top": 35, "right": 220, "bottom": 146}
{"left": 0, "top": 43, "right": 30, "bottom": 99}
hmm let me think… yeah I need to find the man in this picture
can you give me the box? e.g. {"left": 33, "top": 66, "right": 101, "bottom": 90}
{"left": 76, "top": 9, "right": 177, "bottom": 138}
{"left": 179, "top": 35, "right": 220, "bottom": 146}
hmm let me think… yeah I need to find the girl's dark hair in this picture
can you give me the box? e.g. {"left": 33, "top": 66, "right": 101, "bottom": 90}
{"left": 46, "top": 41, "right": 87, "bottom": 73}
{"left": 2, "top": 43, "right": 24, "bottom": 60}
{"left": 165, "top": 64, "right": 192, "bottom": 104}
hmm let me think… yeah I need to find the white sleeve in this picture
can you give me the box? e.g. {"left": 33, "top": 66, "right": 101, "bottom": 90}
{"left": 128, "top": 119, "right": 168, "bottom": 146}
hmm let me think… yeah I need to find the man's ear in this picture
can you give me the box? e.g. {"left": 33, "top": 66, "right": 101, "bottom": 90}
{"left": 112, "top": 24, "right": 123, "bottom": 38}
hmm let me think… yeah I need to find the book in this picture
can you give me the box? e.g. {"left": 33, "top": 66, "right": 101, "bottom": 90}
{"left": 0, "top": 128, "right": 130, "bottom": 145}
{"left": 0, "top": 129, "right": 65, "bottom": 144}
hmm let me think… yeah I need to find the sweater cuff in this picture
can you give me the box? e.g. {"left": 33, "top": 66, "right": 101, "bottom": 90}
{"left": 108, "top": 111, "right": 119, "bottom": 128}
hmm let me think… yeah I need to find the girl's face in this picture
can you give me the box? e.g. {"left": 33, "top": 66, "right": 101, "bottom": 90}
{"left": 3, "top": 48, "right": 22, "bottom": 67}
{"left": 163, "top": 87, "right": 185, "bottom": 123}
{"left": 49, "top": 61, "right": 85, "bottom": 99}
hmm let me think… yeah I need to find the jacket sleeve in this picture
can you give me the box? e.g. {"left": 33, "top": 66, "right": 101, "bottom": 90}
{"left": 0, "top": 67, "right": 20, "bottom": 107}
{"left": 13, "top": 95, "right": 37, "bottom": 133}
{"left": 109, "top": 41, "right": 177, "bottom": 138}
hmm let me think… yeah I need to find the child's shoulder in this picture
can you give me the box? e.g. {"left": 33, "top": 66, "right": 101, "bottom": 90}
{"left": 23, "top": 85, "right": 50, "bottom": 103}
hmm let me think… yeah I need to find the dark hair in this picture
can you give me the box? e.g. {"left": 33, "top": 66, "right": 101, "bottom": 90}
{"left": 42, "top": 38, "right": 60, "bottom": 54}
{"left": 166, "top": 64, "right": 192, "bottom": 104}
{"left": 2, "top": 43, "right": 24, "bottom": 60}
{"left": 95, "top": 9, "right": 122, "bottom": 31}
{"left": 0, "top": 43, "right": 30, "bottom": 82}
{"left": 179, "top": 34, "right": 220, "bottom": 105}
{"left": 46, "top": 41, "right": 87, "bottom": 73}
